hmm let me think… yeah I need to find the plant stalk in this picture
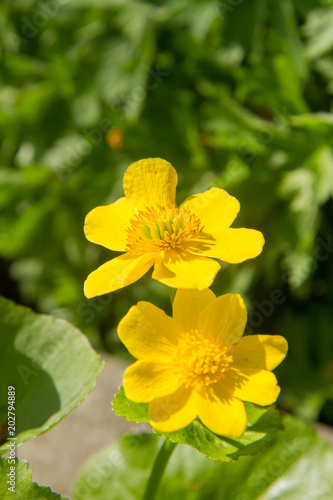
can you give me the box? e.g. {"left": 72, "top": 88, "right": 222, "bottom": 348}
{"left": 142, "top": 439, "right": 177, "bottom": 500}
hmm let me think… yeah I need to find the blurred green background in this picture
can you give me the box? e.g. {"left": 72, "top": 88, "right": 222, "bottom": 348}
{"left": 0, "top": 0, "right": 332, "bottom": 425}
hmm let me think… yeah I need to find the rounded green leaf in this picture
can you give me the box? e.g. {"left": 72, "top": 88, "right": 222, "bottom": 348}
{"left": 0, "top": 297, "right": 103, "bottom": 452}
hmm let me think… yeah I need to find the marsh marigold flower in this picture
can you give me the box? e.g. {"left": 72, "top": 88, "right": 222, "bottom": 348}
{"left": 118, "top": 289, "right": 288, "bottom": 438}
{"left": 84, "top": 158, "right": 264, "bottom": 297}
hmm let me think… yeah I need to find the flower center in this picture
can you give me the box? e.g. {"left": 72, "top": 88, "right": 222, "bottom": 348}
{"left": 125, "top": 205, "right": 203, "bottom": 254}
{"left": 175, "top": 329, "right": 232, "bottom": 389}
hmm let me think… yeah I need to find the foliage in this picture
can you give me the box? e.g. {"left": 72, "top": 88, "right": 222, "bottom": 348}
{"left": 0, "top": 296, "right": 103, "bottom": 452}
{"left": 113, "top": 386, "right": 282, "bottom": 462}
{"left": 0, "top": 457, "right": 66, "bottom": 500}
{"left": 0, "top": 0, "right": 332, "bottom": 420}
{"left": 0, "top": 2, "right": 332, "bottom": 498}
{"left": 73, "top": 414, "right": 333, "bottom": 500}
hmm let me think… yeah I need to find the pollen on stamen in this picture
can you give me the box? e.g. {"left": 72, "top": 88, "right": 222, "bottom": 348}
{"left": 175, "top": 329, "right": 233, "bottom": 389}
{"left": 125, "top": 205, "right": 204, "bottom": 254}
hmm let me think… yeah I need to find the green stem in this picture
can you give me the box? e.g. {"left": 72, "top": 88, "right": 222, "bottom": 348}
{"left": 142, "top": 439, "right": 177, "bottom": 500}
{"left": 168, "top": 287, "right": 176, "bottom": 305}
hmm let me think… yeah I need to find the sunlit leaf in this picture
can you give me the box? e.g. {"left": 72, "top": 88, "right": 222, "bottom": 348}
{"left": 0, "top": 297, "right": 103, "bottom": 453}
{"left": 0, "top": 457, "right": 66, "bottom": 500}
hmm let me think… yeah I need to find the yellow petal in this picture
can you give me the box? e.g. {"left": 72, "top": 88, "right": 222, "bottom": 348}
{"left": 123, "top": 158, "right": 177, "bottom": 210}
{"left": 222, "top": 366, "right": 280, "bottom": 406}
{"left": 172, "top": 289, "right": 216, "bottom": 331}
{"left": 192, "top": 228, "right": 264, "bottom": 263}
{"left": 197, "top": 293, "right": 247, "bottom": 347}
{"left": 181, "top": 187, "right": 240, "bottom": 232}
{"left": 152, "top": 250, "right": 221, "bottom": 290}
{"left": 84, "top": 253, "right": 154, "bottom": 298}
{"left": 230, "top": 335, "right": 288, "bottom": 371}
{"left": 84, "top": 197, "right": 134, "bottom": 252}
{"left": 197, "top": 385, "right": 247, "bottom": 438}
{"left": 118, "top": 301, "right": 181, "bottom": 359}
{"left": 123, "top": 359, "right": 180, "bottom": 403}
{"left": 149, "top": 386, "right": 197, "bottom": 433}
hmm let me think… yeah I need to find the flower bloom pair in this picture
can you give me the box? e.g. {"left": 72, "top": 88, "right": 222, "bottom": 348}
{"left": 84, "top": 158, "right": 287, "bottom": 438}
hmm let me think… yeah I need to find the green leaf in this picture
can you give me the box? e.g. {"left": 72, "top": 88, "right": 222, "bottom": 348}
{"left": 112, "top": 386, "right": 149, "bottom": 423}
{"left": 73, "top": 415, "right": 333, "bottom": 500}
{"left": 0, "top": 297, "right": 103, "bottom": 452}
{"left": 304, "top": 6, "right": 333, "bottom": 59}
{"left": 0, "top": 457, "right": 66, "bottom": 499}
{"left": 112, "top": 387, "right": 282, "bottom": 462}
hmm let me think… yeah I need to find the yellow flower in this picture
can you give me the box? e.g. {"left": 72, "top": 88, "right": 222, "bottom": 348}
{"left": 118, "top": 289, "right": 288, "bottom": 438}
{"left": 84, "top": 158, "right": 264, "bottom": 298}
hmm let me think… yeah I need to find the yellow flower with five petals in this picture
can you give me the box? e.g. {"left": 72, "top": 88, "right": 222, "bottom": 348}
{"left": 84, "top": 158, "right": 264, "bottom": 298}
{"left": 118, "top": 289, "right": 288, "bottom": 438}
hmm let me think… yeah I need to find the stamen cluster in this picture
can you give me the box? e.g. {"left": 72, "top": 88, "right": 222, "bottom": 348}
{"left": 175, "top": 329, "right": 232, "bottom": 389}
{"left": 125, "top": 205, "right": 203, "bottom": 254}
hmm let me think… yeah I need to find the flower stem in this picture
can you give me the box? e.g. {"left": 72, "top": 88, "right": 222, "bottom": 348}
{"left": 142, "top": 439, "right": 177, "bottom": 500}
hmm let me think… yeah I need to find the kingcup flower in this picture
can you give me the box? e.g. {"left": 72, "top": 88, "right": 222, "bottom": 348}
{"left": 118, "top": 289, "right": 288, "bottom": 438}
{"left": 84, "top": 158, "right": 264, "bottom": 297}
